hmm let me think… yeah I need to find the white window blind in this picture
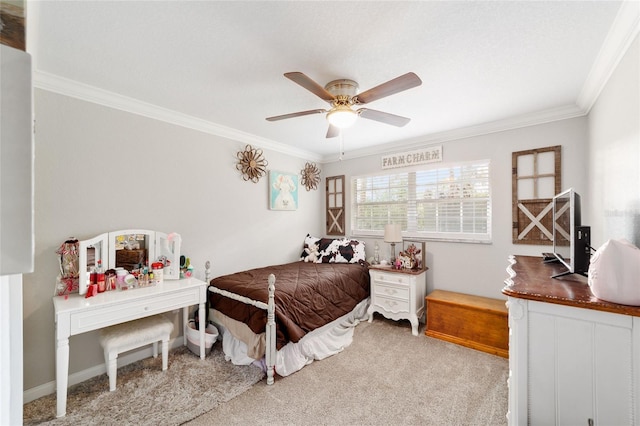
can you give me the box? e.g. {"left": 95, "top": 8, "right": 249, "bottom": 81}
{"left": 351, "top": 160, "right": 491, "bottom": 242}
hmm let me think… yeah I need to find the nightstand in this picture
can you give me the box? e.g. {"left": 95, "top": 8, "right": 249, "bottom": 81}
{"left": 367, "top": 266, "right": 427, "bottom": 336}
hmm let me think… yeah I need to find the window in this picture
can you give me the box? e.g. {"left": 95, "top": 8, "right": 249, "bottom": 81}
{"left": 351, "top": 160, "right": 491, "bottom": 242}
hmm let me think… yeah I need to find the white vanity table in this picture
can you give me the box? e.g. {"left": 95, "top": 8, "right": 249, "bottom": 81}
{"left": 53, "top": 276, "right": 207, "bottom": 418}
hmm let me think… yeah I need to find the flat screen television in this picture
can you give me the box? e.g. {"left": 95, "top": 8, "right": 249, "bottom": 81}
{"left": 552, "top": 188, "right": 590, "bottom": 278}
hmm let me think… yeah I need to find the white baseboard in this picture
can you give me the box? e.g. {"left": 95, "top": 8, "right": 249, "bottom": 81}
{"left": 23, "top": 338, "right": 185, "bottom": 404}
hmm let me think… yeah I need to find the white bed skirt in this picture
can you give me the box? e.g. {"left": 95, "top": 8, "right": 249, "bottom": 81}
{"left": 211, "top": 297, "right": 370, "bottom": 377}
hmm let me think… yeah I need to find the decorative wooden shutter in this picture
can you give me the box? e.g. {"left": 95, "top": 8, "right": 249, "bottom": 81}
{"left": 512, "top": 146, "right": 561, "bottom": 245}
{"left": 326, "top": 175, "right": 345, "bottom": 236}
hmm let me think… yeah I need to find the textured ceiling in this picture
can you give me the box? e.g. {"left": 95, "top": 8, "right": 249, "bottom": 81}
{"left": 31, "top": 1, "right": 627, "bottom": 161}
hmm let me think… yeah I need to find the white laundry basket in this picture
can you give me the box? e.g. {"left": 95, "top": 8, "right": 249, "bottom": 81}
{"left": 186, "top": 320, "right": 218, "bottom": 356}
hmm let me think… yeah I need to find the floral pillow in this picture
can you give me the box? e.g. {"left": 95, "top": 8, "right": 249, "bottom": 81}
{"left": 300, "top": 234, "right": 366, "bottom": 264}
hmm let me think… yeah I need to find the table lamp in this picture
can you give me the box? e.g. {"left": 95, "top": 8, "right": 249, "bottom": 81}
{"left": 384, "top": 224, "right": 403, "bottom": 262}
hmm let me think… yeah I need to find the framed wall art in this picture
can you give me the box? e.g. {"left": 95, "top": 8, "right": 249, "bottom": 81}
{"left": 1, "top": 1, "right": 26, "bottom": 51}
{"left": 269, "top": 170, "right": 298, "bottom": 210}
{"left": 325, "top": 175, "right": 345, "bottom": 235}
{"left": 512, "top": 145, "right": 561, "bottom": 245}
{"left": 326, "top": 175, "right": 345, "bottom": 235}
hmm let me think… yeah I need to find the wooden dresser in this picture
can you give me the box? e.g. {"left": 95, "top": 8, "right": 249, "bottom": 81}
{"left": 503, "top": 255, "right": 640, "bottom": 426}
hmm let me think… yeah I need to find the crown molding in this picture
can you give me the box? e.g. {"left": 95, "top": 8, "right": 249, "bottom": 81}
{"left": 577, "top": 0, "right": 640, "bottom": 112}
{"left": 34, "top": 69, "right": 585, "bottom": 165}
{"left": 33, "top": 71, "right": 323, "bottom": 162}
{"left": 324, "top": 104, "right": 586, "bottom": 162}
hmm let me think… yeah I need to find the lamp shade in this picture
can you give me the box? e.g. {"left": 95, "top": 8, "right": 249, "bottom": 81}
{"left": 384, "top": 224, "right": 402, "bottom": 243}
{"left": 326, "top": 105, "right": 357, "bottom": 128}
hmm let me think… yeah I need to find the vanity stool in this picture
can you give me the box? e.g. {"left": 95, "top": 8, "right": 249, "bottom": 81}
{"left": 99, "top": 315, "right": 174, "bottom": 391}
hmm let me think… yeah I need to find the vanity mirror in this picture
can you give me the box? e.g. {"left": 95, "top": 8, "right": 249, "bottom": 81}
{"left": 77, "top": 229, "right": 181, "bottom": 295}
{"left": 156, "top": 232, "right": 181, "bottom": 280}
{"left": 109, "top": 229, "right": 154, "bottom": 272}
{"left": 78, "top": 233, "right": 108, "bottom": 295}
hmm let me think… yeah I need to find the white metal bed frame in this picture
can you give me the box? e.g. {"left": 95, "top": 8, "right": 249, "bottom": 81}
{"left": 205, "top": 261, "right": 277, "bottom": 385}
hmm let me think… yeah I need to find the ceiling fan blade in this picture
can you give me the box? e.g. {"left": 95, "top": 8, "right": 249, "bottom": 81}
{"left": 266, "top": 109, "right": 325, "bottom": 121}
{"left": 355, "top": 72, "right": 422, "bottom": 104}
{"left": 326, "top": 124, "right": 340, "bottom": 138}
{"left": 358, "top": 108, "right": 411, "bottom": 127}
{"left": 284, "top": 72, "right": 335, "bottom": 102}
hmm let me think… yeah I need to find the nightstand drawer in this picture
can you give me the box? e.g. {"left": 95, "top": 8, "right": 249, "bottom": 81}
{"left": 372, "top": 271, "right": 412, "bottom": 286}
{"left": 374, "top": 295, "right": 410, "bottom": 314}
{"left": 373, "top": 282, "right": 410, "bottom": 301}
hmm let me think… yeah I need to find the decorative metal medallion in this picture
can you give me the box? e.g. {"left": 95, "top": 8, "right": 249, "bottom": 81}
{"left": 301, "top": 162, "right": 321, "bottom": 191}
{"left": 236, "top": 144, "right": 268, "bottom": 183}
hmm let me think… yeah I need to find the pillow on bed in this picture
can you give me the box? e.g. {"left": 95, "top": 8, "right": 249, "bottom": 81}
{"left": 300, "top": 234, "right": 366, "bottom": 264}
{"left": 320, "top": 238, "right": 366, "bottom": 264}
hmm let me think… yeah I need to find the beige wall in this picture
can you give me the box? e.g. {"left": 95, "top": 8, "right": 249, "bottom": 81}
{"left": 587, "top": 34, "right": 640, "bottom": 247}
{"left": 23, "top": 89, "right": 324, "bottom": 392}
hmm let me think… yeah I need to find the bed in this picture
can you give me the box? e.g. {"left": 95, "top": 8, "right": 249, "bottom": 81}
{"left": 207, "top": 235, "right": 371, "bottom": 384}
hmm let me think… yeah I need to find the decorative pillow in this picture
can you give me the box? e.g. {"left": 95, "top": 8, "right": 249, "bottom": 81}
{"left": 300, "top": 234, "right": 366, "bottom": 264}
{"left": 317, "top": 237, "right": 366, "bottom": 264}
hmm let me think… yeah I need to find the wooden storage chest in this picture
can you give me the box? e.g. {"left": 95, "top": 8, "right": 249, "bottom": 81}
{"left": 425, "top": 290, "right": 508, "bottom": 358}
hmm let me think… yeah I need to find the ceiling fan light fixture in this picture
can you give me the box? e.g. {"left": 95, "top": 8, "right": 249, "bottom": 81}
{"left": 267, "top": 72, "right": 420, "bottom": 137}
{"left": 326, "top": 105, "right": 357, "bottom": 129}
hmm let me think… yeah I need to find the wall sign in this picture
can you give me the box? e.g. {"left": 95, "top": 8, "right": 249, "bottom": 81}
{"left": 381, "top": 145, "right": 442, "bottom": 169}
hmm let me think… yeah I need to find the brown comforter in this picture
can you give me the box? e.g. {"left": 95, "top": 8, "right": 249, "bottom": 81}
{"left": 208, "top": 261, "right": 370, "bottom": 350}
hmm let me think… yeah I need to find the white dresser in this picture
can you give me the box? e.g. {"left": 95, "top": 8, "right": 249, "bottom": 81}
{"left": 503, "top": 255, "right": 640, "bottom": 426}
{"left": 367, "top": 266, "right": 427, "bottom": 336}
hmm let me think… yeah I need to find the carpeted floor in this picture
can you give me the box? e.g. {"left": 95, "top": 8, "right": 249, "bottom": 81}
{"left": 23, "top": 345, "right": 264, "bottom": 425}
{"left": 188, "top": 316, "right": 509, "bottom": 425}
{"left": 25, "top": 316, "right": 509, "bottom": 425}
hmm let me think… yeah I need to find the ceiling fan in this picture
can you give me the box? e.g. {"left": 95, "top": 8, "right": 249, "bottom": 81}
{"left": 266, "top": 72, "right": 422, "bottom": 138}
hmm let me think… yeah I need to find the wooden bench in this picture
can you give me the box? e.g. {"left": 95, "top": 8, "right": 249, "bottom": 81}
{"left": 99, "top": 315, "right": 174, "bottom": 391}
{"left": 425, "top": 290, "right": 508, "bottom": 358}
